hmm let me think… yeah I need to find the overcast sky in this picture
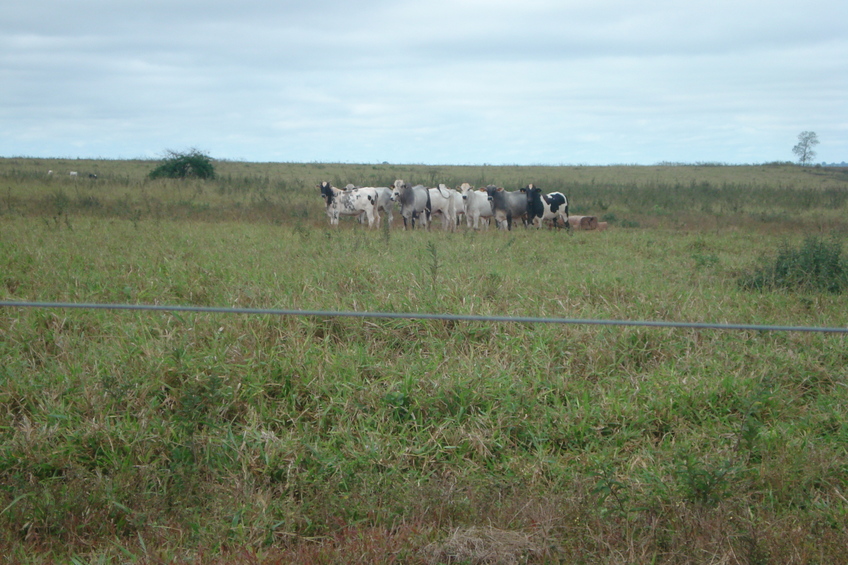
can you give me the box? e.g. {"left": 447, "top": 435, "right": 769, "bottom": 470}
{"left": 2, "top": 0, "right": 846, "bottom": 165}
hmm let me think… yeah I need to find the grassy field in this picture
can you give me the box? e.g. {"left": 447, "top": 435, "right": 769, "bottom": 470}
{"left": 1, "top": 158, "right": 848, "bottom": 563}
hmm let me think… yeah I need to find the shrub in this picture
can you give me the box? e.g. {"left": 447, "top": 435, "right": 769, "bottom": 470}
{"left": 738, "top": 235, "right": 848, "bottom": 293}
{"left": 149, "top": 149, "right": 215, "bottom": 180}
{"left": 675, "top": 455, "right": 737, "bottom": 507}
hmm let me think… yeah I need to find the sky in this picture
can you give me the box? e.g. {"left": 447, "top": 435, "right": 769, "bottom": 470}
{"left": 2, "top": 0, "right": 846, "bottom": 165}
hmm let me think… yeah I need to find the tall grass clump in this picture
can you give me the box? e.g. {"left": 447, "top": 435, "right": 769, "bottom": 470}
{"left": 738, "top": 235, "right": 848, "bottom": 293}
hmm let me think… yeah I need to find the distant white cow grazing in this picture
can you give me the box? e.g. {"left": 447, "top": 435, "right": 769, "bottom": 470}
{"left": 69, "top": 171, "right": 78, "bottom": 178}
{"left": 429, "top": 184, "right": 458, "bottom": 231}
{"left": 47, "top": 170, "right": 54, "bottom": 176}
{"left": 318, "top": 181, "right": 379, "bottom": 228}
{"left": 458, "top": 182, "right": 493, "bottom": 230}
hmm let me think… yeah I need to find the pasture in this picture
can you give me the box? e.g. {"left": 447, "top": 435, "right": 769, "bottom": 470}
{"left": 1, "top": 158, "right": 848, "bottom": 563}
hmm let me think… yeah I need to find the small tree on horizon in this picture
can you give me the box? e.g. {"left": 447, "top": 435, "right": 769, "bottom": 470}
{"left": 149, "top": 149, "right": 216, "bottom": 180}
{"left": 792, "top": 131, "right": 819, "bottom": 166}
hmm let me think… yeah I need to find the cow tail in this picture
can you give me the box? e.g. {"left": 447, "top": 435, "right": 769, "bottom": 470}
{"left": 425, "top": 193, "right": 432, "bottom": 222}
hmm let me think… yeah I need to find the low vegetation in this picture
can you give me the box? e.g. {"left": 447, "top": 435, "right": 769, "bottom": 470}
{"left": 148, "top": 149, "right": 216, "bottom": 180}
{"left": 739, "top": 235, "right": 848, "bottom": 294}
{"left": 1, "top": 158, "right": 847, "bottom": 563}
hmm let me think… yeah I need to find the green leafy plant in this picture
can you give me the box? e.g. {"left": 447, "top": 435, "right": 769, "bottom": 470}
{"left": 149, "top": 149, "right": 216, "bottom": 180}
{"left": 591, "top": 462, "right": 630, "bottom": 516}
{"left": 675, "top": 455, "right": 736, "bottom": 507}
{"left": 738, "top": 235, "right": 848, "bottom": 293}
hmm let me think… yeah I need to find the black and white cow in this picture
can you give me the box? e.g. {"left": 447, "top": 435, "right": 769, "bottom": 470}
{"left": 347, "top": 184, "right": 395, "bottom": 228}
{"left": 483, "top": 184, "right": 528, "bottom": 230}
{"left": 319, "top": 181, "right": 378, "bottom": 228}
{"left": 458, "top": 182, "right": 493, "bottom": 230}
{"left": 522, "top": 184, "right": 570, "bottom": 230}
{"left": 390, "top": 180, "right": 431, "bottom": 230}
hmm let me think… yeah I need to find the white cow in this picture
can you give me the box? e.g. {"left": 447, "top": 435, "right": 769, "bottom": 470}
{"left": 69, "top": 171, "right": 78, "bottom": 179}
{"left": 448, "top": 186, "right": 465, "bottom": 228}
{"left": 458, "top": 182, "right": 493, "bottom": 230}
{"left": 348, "top": 185, "right": 394, "bottom": 228}
{"left": 319, "top": 181, "right": 378, "bottom": 228}
{"left": 429, "top": 184, "right": 458, "bottom": 231}
{"left": 372, "top": 186, "right": 395, "bottom": 228}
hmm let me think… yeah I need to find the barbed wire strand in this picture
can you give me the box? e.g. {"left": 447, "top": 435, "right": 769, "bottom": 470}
{"left": 2, "top": 300, "right": 847, "bottom": 333}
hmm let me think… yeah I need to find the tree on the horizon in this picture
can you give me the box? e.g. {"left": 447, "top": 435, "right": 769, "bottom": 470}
{"left": 792, "top": 131, "right": 819, "bottom": 166}
{"left": 149, "top": 149, "right": 215, "bottom": 179}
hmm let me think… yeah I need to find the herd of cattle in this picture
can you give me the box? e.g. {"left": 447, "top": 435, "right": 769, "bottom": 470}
{"left": 47, "top": 170, "right": 97, "bottom": 179}
{"left": 318, "top": 180, "right": 578, "bottom": 231}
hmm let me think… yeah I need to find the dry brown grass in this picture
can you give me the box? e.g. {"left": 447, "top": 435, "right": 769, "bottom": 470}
{"left": 422, "top": 526, "right": 551, "bottom": 565}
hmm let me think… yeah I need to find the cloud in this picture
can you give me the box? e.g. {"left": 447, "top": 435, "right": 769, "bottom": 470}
{"left": 1, "top": 0, "right": 846, "bottom": 163}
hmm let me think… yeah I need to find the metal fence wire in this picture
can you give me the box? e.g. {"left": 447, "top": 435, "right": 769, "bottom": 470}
{"left": 2, "top": 301, "right": 847, "bottom": 334}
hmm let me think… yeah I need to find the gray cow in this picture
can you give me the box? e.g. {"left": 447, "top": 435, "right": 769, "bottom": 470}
{"left": 483, "top": 184, "right": 528, "bottom": 230}
{"left": 390, "top": 180, "right": 431, "bottom": 230}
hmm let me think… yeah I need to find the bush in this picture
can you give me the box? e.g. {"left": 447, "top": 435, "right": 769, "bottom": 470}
{"left": 738, "top": 235, "right": 848, "bottom": 293}
{"left": 149, "top": 149, "right": 215, "bottom": 180}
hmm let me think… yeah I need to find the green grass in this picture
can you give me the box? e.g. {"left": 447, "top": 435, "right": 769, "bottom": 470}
{"left": 3, "top": 157, "right": 848, "bottom": 232}
{"left": 739, "top": 235, "right": 848, "bottom": 294}
{"left": 1, "top": 159, "right": 847, "bottom": 563}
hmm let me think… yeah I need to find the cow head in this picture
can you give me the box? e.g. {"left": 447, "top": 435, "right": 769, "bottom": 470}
{"left": 457, "top": 182, "right": 475, "bottom": 197}
{"left": 482, "top": 185, "right": 499, "bottom": 199}
{"left": 520, "top": 184, "right": 541, "bottom": 202}
{"left": 390, "top": 179, "right": 405, "bottom": 202}
{"left": 318, "top": 181, "right": 335, "bottom": 204}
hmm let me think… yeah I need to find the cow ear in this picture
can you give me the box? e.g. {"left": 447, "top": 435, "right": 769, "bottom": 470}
{"left": 497, "top": 187, "right": 504, "bottom": 192}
